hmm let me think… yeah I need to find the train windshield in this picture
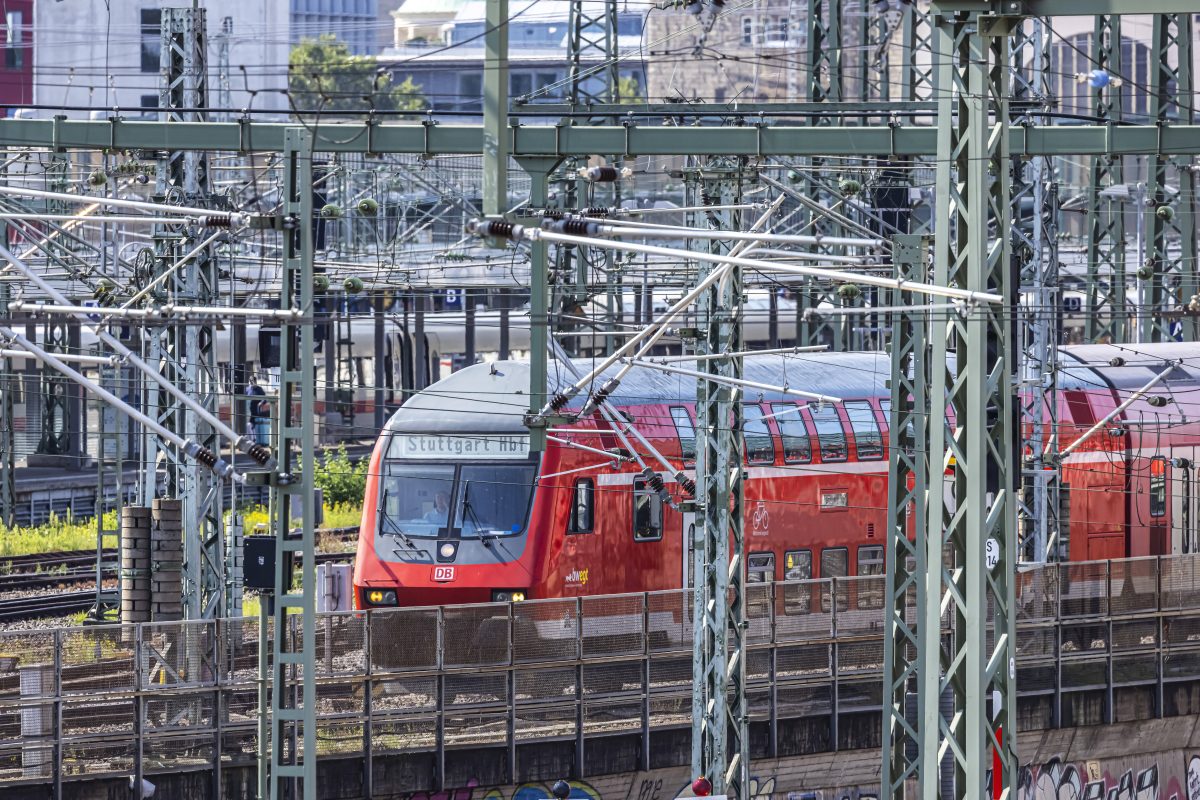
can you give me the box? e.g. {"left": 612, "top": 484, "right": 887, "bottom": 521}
{"left": 454, "top": 465, "right": 536, "bottom": 537}
{"left": 378, "top": 462, "right": 536, "bottom": 538}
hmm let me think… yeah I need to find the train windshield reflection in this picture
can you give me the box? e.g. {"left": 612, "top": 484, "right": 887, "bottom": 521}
{"left": 379, "top": 463, "right": 536, "bottom": 538}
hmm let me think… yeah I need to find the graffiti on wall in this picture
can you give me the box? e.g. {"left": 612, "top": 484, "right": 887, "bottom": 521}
{"left": 1017, "top": 756, "right": 1200, "bottom": 800}
{"left": 396, "top": 758, "right": 1196, "bottom": 800}
{"left": 403, "top": 780, "right": 602, "bottom": 800}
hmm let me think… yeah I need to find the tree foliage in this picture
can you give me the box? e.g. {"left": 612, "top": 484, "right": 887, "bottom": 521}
{"left": 617, "top": 75, "right": 645, "bottom": 104}
{"left": 289, "top": 35, "right": 427, "bottom": 114}
{"left": 313, "top": 444, "right": 369, "bottom": 505}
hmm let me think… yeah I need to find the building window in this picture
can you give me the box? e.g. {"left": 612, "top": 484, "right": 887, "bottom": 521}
{"left": 139, "top": 94, "right": 158, "bottom": 113}
{"left": 536, "top": 72, "right": 559, "bottom": 99}
{"left": 632, "top": 478, "right": 662, "bottom": 541}
{"left": 568, "top": 478, "right": 594, "bottom": 533}
{"left": 4, "top": 11, "right": 22, "bottom": 70}
{"left": 741, "top": 17, "right": 754, "bottom": 45}
{"left": 770, "top": 17, "right": 788, "bottom": 43}
{"left": 140, "top": 9, "right": 162, "bottom": 73}
{"left": 510, "top": 73, "right": 533, "bottom": 99}
{"left": 458, "top": 73, "right": 482, "bottom": 112}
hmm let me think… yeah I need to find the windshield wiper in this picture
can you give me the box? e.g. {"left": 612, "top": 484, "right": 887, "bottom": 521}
{"left": 379, "top": 487, "right": 420, "bottom": 551}
{"left": 460, "top": 480, "right": 488, "bottom": 536}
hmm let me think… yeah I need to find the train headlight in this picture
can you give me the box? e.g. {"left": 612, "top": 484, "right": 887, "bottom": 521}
{"left": 438, "top": 542, "right": 457, "bottom": 562}
{"left": 366, "top": 589, "right": 398, "bottom": 606}
{"left": 492, "top": 590, "right": 527, "bottom": 603}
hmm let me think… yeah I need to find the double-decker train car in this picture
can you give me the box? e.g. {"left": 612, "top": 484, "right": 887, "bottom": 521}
{"left": 352, "top": 343, "right": 1200, "bottom": 608}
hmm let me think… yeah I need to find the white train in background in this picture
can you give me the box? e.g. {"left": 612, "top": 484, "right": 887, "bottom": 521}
{"left": 2, "top": 286, "right": 1090, "bottom": 449}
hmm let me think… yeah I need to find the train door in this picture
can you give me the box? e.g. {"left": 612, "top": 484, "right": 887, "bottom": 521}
{"left": 1061, "top": 389, "right": 1128, "bottom": 561}
{"left": 1170, "top": 457, "right": 1197, "bottom": 555}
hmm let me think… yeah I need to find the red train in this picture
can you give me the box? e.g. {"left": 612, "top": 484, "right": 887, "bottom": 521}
{"left": 352, "top": 342, "right": 1200, "bottom": 608}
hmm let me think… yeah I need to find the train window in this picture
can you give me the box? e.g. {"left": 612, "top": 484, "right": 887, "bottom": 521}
{"left": 632, "top": 478, "right": 663, "bottom": 541}
{"left": 821, "top": 547, "right": 849, "bottom": 612}
{"left": 770, "top": 403, "right": 812, "bottom": 463}
{"left": 808, "top": 403, "right": 847, "bottom": 462}
{"left": 568, "top": 478, "right": 594, "bottom": 534}
{"left": 748, "top": 552, "right": 775, "bottom": 583}
{"left": 379, "top": 464, "right": 456, "bottom": 536}
{"left": 878, "top": 400, "right": 891, "bottom": 429}
{"left": 857, "top": 545, "right": 884, "bottom": 575}
{"left": 784, "top": 550, "right": 811, "bottom": 580}
{"left": 454, "top": 464, "right": 538, "bottom": 537}
{"left": 857, "top": 545, "right": 885, "bottom": 609}
{"left": 670, "top": 407, "right": 696, "bottom": 466}
{"left": 1150, "top": 456, "right": 1167, "bottom": 518}
{"left": 845, "top": 401, "right": 883, "bottom": 460}
{"left": 743, "top": 405, "right": 776, "bottom": 465}
{"left": 783, "top": 550, "right": 812, "bottom": 615}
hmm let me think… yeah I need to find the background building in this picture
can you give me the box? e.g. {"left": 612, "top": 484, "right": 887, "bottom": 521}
{"left": 0, "top": 0, "right": 32, "bottom": 112}
{"left": 382, "top": 0, "right": 646, "bottom": 114}
{"left": 33, "top": 0, "right": 291, "bottom": 117}
{"left": 292, "top": 0, "right": 379, "bottom": 56}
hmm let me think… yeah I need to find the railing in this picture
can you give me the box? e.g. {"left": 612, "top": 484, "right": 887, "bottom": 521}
{"left": 1, "top": 553, "right": 1199, "bottom": 792}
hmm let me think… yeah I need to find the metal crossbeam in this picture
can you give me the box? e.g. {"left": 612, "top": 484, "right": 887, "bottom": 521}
{"left": 7, "top": 118, "right": 1200, "bottom": 157}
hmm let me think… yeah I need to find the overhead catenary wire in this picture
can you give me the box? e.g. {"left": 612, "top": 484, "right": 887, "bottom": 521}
{"left": 531, "top": 196, "right": 787, "bottom": 415}
{"left": 625, "top": 358, "right": 844, "bottom": 405}
{"left": 0, "top": 327, "right": 239, "bottom": 482}
{"left": 0, "top": 243, "right": 276, "bottom": 469}
{"left": 0, "top": 184, "right": 245, "bottom": 223}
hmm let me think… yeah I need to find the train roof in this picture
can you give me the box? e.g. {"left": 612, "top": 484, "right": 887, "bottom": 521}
{"left": 385, "top": 342, "right": 1200, "bottom": 436}
{"left": 1058, "top": 342, "right": 1200, "bottom": 391}
{"left": 385, "top": 351, "right": 893, "bottom": 435}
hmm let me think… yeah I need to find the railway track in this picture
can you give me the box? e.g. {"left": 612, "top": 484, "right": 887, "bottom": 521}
{"left": 0, "top": 590, "right": 96, "bottom": 622}
{"left": 0, "top": 530, "right": 360, "bottom": 621}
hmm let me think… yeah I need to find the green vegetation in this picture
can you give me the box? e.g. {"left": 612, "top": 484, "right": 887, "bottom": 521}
{"left": 239, "top": 503, "right": 361, "bottom": 553}
{"left": 0, "top": 511, "right": 113, "bottom": 557}
{"left": 289, "top": 35, "right": 427, "bottom": 114}
{"left": 0, "top": 501, "right": 362, "bottom": 559}
{"left": 314, "top": 444, "right": 370, "bottom": 506}
{"left": 618, "top": 75, "right": 645, "bottom": 104}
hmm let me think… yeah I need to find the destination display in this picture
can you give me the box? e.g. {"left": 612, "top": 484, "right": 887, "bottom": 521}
{"left": 390, "top": 433, "right": 530, "bottom": 459}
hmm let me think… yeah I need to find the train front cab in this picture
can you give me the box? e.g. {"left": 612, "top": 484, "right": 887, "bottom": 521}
{"left": 354, "top": 429, "right": 542, "bottom": 608}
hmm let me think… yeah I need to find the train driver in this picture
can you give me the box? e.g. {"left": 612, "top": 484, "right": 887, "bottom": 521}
{"left": 424, "top": 491, "right": 451, "bottom": 525}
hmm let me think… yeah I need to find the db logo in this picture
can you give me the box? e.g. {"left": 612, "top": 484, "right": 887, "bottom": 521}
{"left": 431, "top": 566, "right": 456, "bottom": 582}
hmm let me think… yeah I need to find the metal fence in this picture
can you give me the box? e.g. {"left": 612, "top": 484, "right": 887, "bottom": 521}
{"left": 3, "top": 553, "right": 1200, "bottom": 794}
